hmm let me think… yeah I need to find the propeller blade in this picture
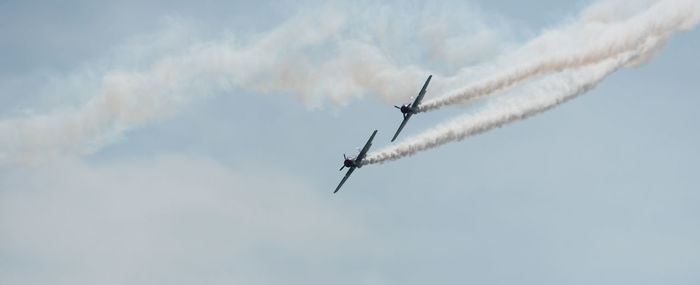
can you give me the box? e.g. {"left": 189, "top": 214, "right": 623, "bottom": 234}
{"left": 339, "top": 165, "right": 345, "bottom": 171}
{"left": 394, "top": 105, "right": 401, "bottom": 109}
{"left": 343, "top": 154, "right": 347, "bottom": 159}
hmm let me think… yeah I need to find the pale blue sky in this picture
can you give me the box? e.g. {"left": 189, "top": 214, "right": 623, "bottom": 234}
{"left": 1, "top": 1, "right": 699, "bottom": 284}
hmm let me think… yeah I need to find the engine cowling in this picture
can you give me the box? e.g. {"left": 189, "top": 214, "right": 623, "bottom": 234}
{"left": 343, "top": 159, "right": 355, "bottom": 168}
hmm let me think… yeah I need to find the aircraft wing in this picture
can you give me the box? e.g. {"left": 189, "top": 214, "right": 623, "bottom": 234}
{"left": 334, "top": 167, "right": 355, "bottom": 193}
{"left": 355, "top": 130, "right": 378, "bottom": 166}
{"left": 391, "top": 113, "right": 413, "bottom": 142}
{"left": 410, "top": 75, "right": 432, "bottom": 112}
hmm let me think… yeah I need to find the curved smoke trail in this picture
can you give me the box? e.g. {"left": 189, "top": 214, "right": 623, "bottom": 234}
{"left": 0, "top": 0, "right": 697, "bottom": 166}
{"left": 0, "top": 5, "right": 489, "bottom": 166}
{"left": 418, "top": 0, "right": 700, "bottom": 112}
{"left": 364, "top": 36, "right": 668, "bottom": 164}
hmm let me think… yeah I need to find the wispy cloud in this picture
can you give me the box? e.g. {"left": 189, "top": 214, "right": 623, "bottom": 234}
{"left": 0, "top": 155, "right": 373, "bottom": 284}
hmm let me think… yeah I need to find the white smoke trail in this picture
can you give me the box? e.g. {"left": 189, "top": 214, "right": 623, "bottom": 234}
{"left": 1, "top": 1, "right": 697, "bottom": 166}
{"left": 418, "top": 0, "right": 700, "bottom": 112}
{"left": 0, "top": 4, "right": 504, "bottom": 165}
{"left": 364, "top": 35, "right": 669, "bottom": 165}
{"left": 0, "top": 11, "right": 348, "bottom": 165}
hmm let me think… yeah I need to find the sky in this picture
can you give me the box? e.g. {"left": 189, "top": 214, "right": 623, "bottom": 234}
{"left": 1, "top": 0, "right": 699, "bottom": 284}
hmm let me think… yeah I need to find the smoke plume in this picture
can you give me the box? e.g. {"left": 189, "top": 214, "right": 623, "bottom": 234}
{"left": 364, "top": 36, "right": 670, "bottom": 164}
{"left": 418, "top": 0, "right": 700, "bottom": 112}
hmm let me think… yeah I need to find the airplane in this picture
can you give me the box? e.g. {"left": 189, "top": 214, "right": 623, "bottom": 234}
{"left": 334, "top": 130, "right": 378, "bottom": 193}
{"left": 391, "top": 74, "right": 432, "bottom": 142}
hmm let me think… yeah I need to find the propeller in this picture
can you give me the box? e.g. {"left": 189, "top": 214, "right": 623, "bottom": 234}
{"left": 395, "top": 104, "right": 411, "bottom": 115}
{"left": 339, "top": 154, "right": 346, "bottom": 171}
